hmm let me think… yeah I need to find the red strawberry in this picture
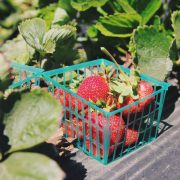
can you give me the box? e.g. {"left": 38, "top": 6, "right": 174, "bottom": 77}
{"left": 85, "top": 112, "right": 125, "bottom": 145}
{"left": 86, "top": 139, "right": 114, "bottom": 157}
{"left": 54, "top": 88, "right": 85, "bottom": 111}
{"left": 137, "top": 80, "right": 154, "bottom": 112}
{"left": 61, "top": 117, "right": 83, "bottom": 139}
{"left": 122, "top": 96, "right": 137, "bottom": 117}
{"left": 77, "top": 76, "right": 109, "bottom": 103}
{"left": 116, "top": 102, "right": 123, "bottom": 109}
{"left": 124, "top": 128, "right": 139, "bottom": 146}
{"left": 122, "top": 80, "right": 154, "bottom": 117}
{"left": 85, "top": 124, "right": 102, "bottom": 143}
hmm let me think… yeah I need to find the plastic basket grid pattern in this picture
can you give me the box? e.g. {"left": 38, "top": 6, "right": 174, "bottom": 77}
{"left": 9, "top": 62, "right": 44, "bottom": 89}
{"left": 42, "top": 59, "right": 170, "bottom": 165}
{"left": 9, "top": 59, "right": 170, "bottom": 165}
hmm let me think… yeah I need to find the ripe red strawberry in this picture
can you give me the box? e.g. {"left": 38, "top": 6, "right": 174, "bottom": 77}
{"left": 116, "top": 102, "right": 123, "bottom": 109}
{"left": 122, "top": 96, "right": 137, "bottom": 117}
{"left": 61, "top": 117, "right": 83, "bottom": 139}
{"left": 124, "top": 128, "right": 139, "bottom": 146}
{"left": 85, "top": 112, "right": 125, "bottom": 145}
{"left": 54, "top": 88, "right": 85, "bottom": 111}
{"left": 122, "top": 80, "right": 154, "bottom": 117}
{"left": 77, "top": 76, "right": 109, "bottom": 103}
{"left": 86, "top": 139, "right": 114, "bottom": 157}
{"left": 137, "top": 80, "right": 154, "bottom": 112}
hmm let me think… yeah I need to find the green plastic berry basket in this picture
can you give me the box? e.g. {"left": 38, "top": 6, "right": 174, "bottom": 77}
{"left": 9, "top": 59, "right": 170, "bottom": 165}
{"left": 42, "top": 59, "right": 170, "bottom": 165}
{"left": 9, "top": 62, "right": 44, "bottom": 89}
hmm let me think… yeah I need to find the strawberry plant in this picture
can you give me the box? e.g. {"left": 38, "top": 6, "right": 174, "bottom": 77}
{"left": 0, "top": 60, "right": 65, "bottom": 179}
{"left": 0, "top": 1, "right": 179, "bottom": 79}
{"left": 129, "top": 10, "right": 180, "bottom": 80}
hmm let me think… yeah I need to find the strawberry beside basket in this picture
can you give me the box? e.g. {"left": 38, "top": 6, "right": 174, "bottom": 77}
{"left": 43, "top": 59, "right": 170, "bottom": 165}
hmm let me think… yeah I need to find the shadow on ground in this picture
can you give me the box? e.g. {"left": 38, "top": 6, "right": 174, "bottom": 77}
{"left": 157, "top": 86, "right": 178, "bottom": 137}
{"left": 30, "top": 143, "right": 87, "bottom": 180}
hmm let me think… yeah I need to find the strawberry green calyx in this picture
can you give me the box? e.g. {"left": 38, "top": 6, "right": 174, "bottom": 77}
{"left": 101, "top": 47, "right": 141, "bottom": 101}
{"left": 101, "top": 47, "right": 130, "bottom": 84}
{"left": 69, "top": 75, "right": 84, "bottom": 92}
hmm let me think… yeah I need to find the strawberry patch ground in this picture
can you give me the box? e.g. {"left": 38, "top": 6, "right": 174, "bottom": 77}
{"left": 54, "top": 80, "right": 180, "bottom": 180}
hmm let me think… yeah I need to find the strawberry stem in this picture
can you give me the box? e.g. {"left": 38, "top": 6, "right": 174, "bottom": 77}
{"left": 101, "top": 47, "right": 130, "bottom": 84}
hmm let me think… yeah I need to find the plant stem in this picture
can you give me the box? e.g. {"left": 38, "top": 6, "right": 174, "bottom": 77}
{"left": 39, "top": 52, "right": 46, "bottom": 69}
{"left": 101, "top": 47, "right": 130, "bottom": 83}
{"left": 97, "top": 7, "right": 108, "bottom": 16}
{"left": 115, "top": 45, "right": 127, "bottom": 55}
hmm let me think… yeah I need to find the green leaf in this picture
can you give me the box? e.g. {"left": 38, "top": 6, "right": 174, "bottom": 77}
{"left": 18, "top": 18, "right": 46, "bottom": 52}
{"left": 39, "top": 4, "right": 70, "bottom": 28}
{"left": 152, "top": 15, "right": 162, "bottom": 30}
{"left": 110, "top": 81, "right": 126, "bottom": 93}
{"left": 87, "top": 25, "right": 98, "bottom": 39}
{"left": 71, "top": 0, "right": 108, "bottom": 11}
{"left": 19, "top": 17, "right": 76, "bottom": 55}
{"left": 172, "top": 11, "right": 180, "bottom": 47}
{"left": 0, "top": 35, "right": 34, "bottom": 64}
{"left": 114, "top": 0, "right": 162, "bottom": 25}
{"left": 53, "top": 7, "right": 70, "bottom": 25}
{"left": 58, "top": 0, "right": 76, "bottom": 16}
{"left": 38, "top": 4, "right": 57, "bottom": 29}
{"left": 140, "top": 0, "right": 162, "bottom": 25}
{"left": 169, "top": 39, "right": 179, "bottom": 62}
{"left": 53, "top": 35, "right": 76, "bottom": 65}
{"left": 0, "top": 56, "right": 10, "bottom": 82}
{"left": 3, "top": 89, "right": 62, "bottom": 153}
{"left": 96, "top": 13, "right": 141, "bottom": 38}
{"left": 0, "top": 152, "right": 65, "bottom": 180}
{"left": 121, "top": 85, "right": 132, "bottom": 96}
{"left": 116, "top": 0, "right": 141, "bottom": 18}
{"left": 0, "top": 55, "right": 11, "bottom": 92}
{"left": 1, "top": 13, "right": 21, "bottom": 28}
{"left": 118, "top": 74, "right": 126, "bottom": 81}
{"left": 43, "top": 39, "right": 56, "bottom": 54}
{"left": 73, "top": 48, "right": 87, "bottom": 64}
{"left": 43, "top": 25, "right": 76, "bottom": 54}
{"left": 118, "top": 95, "right": 123, "bottom": 103}
{"left": 132, "top": 26, "right": 173, "bottom": 81}
{"left": 43, "top": 25, "right": 76, "bottom": 44}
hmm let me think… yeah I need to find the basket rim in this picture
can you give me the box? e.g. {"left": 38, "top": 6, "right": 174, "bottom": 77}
{"left": 11, "top": 61, "right": 44, "bottom": 73}
{"left": 43, "top": 59, "right": 171, "bottom": 90}
{"left": 42, "top": 58, "right": 170, "bottom": 116}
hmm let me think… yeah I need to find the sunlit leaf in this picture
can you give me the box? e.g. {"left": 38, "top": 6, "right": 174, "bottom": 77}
{"left": 71, "top": 0, "right": 108, "bottom": 11}
{"left": 132, "top": 26, "right": 173, "bottom": 80}
{"left": 0, "top": 55, "right": 11, "bottom": 92}
{"left": 96, "top": 13, "right": 141, "bottom": 38}
{"left": 0, "top": 152, "right": 65, "bottom": 180}
{"left": 18, "top": 18, "right": 46, "bottom": 52}
{"left": 0, "top": 35, "right": 34, "bottom": 64}
{"left": 3, "top": 89, "right": 62, "bottom": 153}
{"left": 172, "top": 10, "right": 180, "bottom": 46}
